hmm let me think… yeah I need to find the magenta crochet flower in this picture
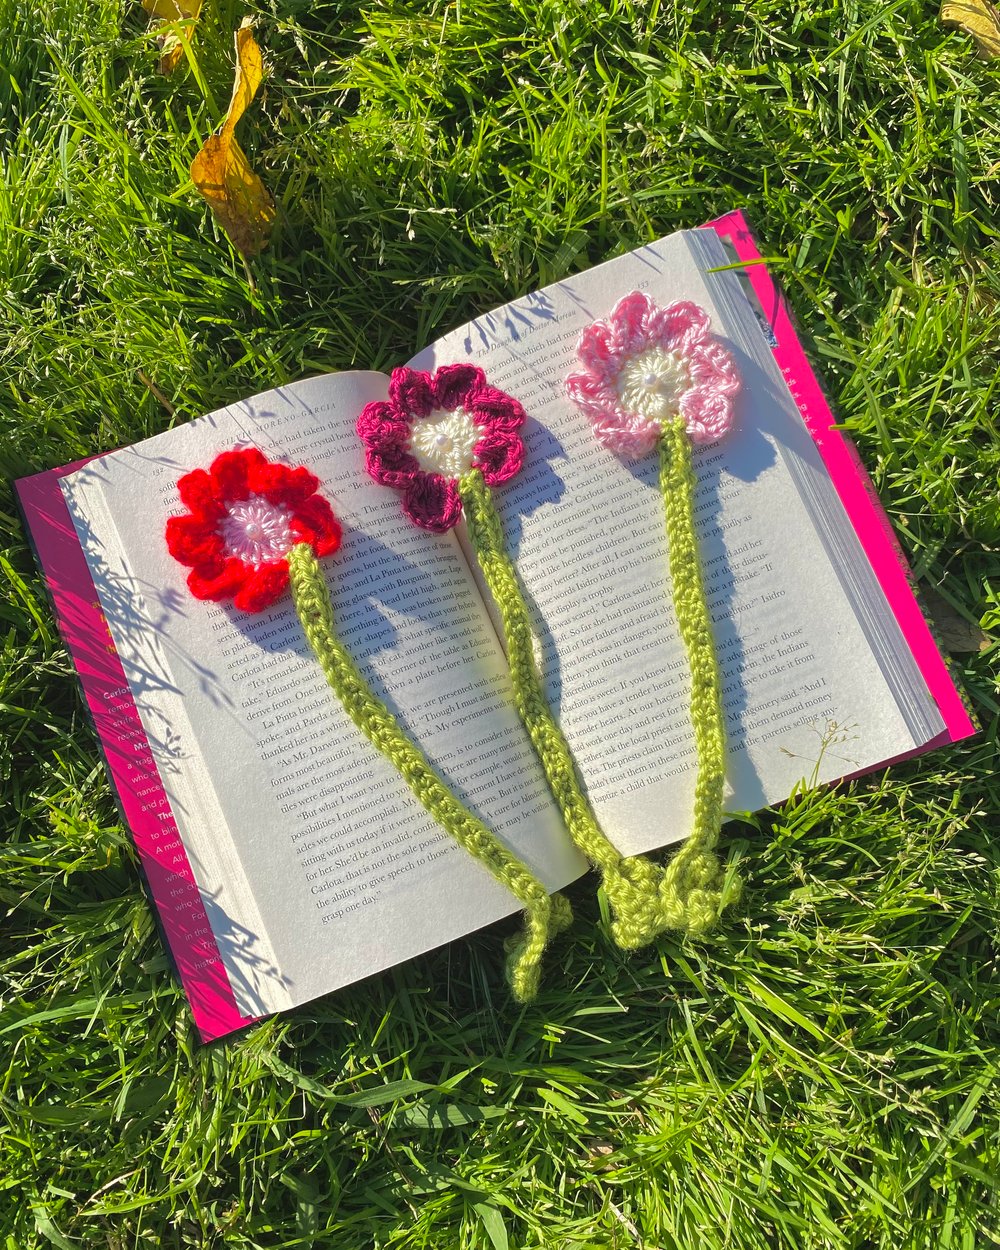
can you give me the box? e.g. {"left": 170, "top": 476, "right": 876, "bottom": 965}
{"left": 564, "top": 292, "right": 740, "bottom": 456}
{"left": 356, "top": 364, "right": 526, "bottom": 532}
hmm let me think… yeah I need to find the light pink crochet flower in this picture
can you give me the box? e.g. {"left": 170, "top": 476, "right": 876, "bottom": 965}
{"left": 565, "top": 292, "right": 740, "bottom": 455}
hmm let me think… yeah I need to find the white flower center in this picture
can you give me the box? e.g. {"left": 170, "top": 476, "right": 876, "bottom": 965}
{"left": 616, "top": 347, "right": 691, "bottom": 420}
{"left": 219, "top": 497, "right": 294, "bottom": 566}
{"left": 408, "top": 408, "right": 481, "bottom": 478}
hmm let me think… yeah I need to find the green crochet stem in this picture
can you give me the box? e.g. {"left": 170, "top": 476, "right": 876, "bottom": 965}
{"left": 459, "top": 469, "right": 669, "bottom": 950}
{"left": 287, "top": 542, "right": 571, "bottom": 1002}
{"left": 657, "top": 417, "right": 741, "bottom": 933}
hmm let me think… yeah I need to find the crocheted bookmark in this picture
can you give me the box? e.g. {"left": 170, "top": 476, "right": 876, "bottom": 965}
{"left": 566, "top": 292, "right": 744, "bottom": 934}
{"left": 165, "top": 447, "right": 571, "bottom": 1002}
{"left": 357, "top": 365, "right": 685, "bottom": 951}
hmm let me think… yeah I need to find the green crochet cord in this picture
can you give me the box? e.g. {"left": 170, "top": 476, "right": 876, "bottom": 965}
{"left": 287, "top": 542, "right": 572, "bottom": 1002}
{"left": 460, "top": 469, "right": 671, "bottom": 949}
{"left": 657, "top": 417, "right": 741, "bottom": 933}
{"left": 459, "top": 452, "right": 739, "bottom": 945}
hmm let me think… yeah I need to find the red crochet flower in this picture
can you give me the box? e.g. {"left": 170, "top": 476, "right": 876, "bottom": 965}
{"left": 356, "top": 364, "right": 526, "bottom": 532}
{"left": 165, "top": 448, "right": 341, "bottom": 613}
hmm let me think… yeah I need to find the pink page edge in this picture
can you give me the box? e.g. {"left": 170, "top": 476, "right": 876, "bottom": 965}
{"left": 15, "top": 465, "right": 256, "bottom": 1044}
{"left": 701, "top": 209, "right": 976, "bottom": 753}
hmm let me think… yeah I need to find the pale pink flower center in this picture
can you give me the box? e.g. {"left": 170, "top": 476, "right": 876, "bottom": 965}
{"left": 219, "top": 497, "right": 293, "bottom": 566}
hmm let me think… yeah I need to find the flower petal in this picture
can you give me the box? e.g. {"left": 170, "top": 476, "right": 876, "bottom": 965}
{"left": 685, "top": 338, "right": 742, "bottom": 395}
{"left": 210, "top": 448, "right": 268, "bottom": 501}
{"left": 364, "top": 443, "right": 420, "bottom": 488}
{"left": 165, "top": 514, "right": 224, "bottom": 568}
{"left": 248, "top": 459, "right": 319, "bottom": 507}
{"left": 569, "top": 386, "right": 661, "bottom": 455}
{"left": 467, "top": 384, "right": 526, "bottom": 431}
{"left": 565, "top": 369, "right": 613, "bottom": 415}
{"left": 187, "top": 557, "right": 250, "bottom": 602}
{"left": 575, "top": 291, "right": 654, "bottom": 380}
{"left": 679, "top": 387, "right": 737, "bottom": 445}
{"left": 233, "top": 561, "right": 290, "bottom": 613}
{"left": 473, "top": 430, "right": 525, "bottom": 485}
{"left": 388, "top": 368, "right": 434, "bottom": 419}
{"left": 647, "top": 300, "right": 711, "bottom": 353}
{"left": 357, "top": 400, "right": 409, "bottom": 442}
{"left": 593, "top": 413, "right": 661, "bottom": 457}
{"left": 290, "top": 496, "right": 343, "bottom": 558}
{"left": 177, "top": 468, "right": 225, "bottom": 520}
{"left": 575, "top": 319, "right": 616, "bottom": 376}
{"left": 606, "top": 290, "right": 657, "bottom": 357}
{"left": 358, "top": 417, "right": 412, "bottom": 455}
{"left": 283, "top": 466, "right": 321, "bottom": 505}
{"left": 402, "top": 473, "right": 463, "bottom": 532}
{"left": 432, "top": 363, "right": 485, "bottom": 411}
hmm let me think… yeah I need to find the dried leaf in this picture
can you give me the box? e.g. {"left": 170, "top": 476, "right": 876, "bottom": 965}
{"left": 941, "top": 0, "right": 1000, "bottom": 57}
{"left": 143, "top": 0, "right": 199, "bottom": 12}
{"left": 142, "top": 0, "right": 202, "bottom": 75}
{"left": 920, "top": 584, "right": 991, "bottom": 654}
{"left": 190, "top": 20, "right": 276, "bottom": 258}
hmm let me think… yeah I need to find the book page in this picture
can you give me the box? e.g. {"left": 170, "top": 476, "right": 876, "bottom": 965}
{"left": 409, "top": 232, "right": 942, "bottom": 856}
{"left": 62, "top": 373, "right": 584, "bottom": 1019}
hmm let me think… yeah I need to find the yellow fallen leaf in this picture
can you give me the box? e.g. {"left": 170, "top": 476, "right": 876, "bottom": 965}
{"left": 190, "top": 20, "right": 276, "bottom": 258}
{"left": 143, "top": 0, "right": 198, "bottom": 12}
{"left": 142, "top": 0, "right": 202, "bottom": 75}
{"left": 941, "top": 0, "right": 1000, "bottom": 57}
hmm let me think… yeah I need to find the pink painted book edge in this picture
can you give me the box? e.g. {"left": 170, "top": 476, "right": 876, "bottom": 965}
{"left": 15, "top": 215, "right": 975, "bottom": 1042}
{"left": 701, "top": 209, "right": 975, "bottom": 752}
{"left": 14, "top": 466, "right": 256, "bottom": 1044}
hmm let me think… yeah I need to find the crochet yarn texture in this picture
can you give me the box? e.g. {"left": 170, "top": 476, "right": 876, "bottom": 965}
{"left": 459, "top": 469, "right": 680, "bottom": 950}
{"left": 288, "top": 544, "right": 572, "bottom": 1001}
{"left": 166, "top": 448, "right": 571, "bottom": 1002}
{"left": 357, "top": 364, "right": 525, "bottom": 533}
{"left": 358, "top": 367, "right": 682, "bottom": 949}
{"left": 566, "top": 292, "right": 743, "bottom": 936}
{"left": 656, "top": 420, "right": 738, "bottom": 932}
{"left": 565, "top": 293, "right": 740, "bottom": 456}
{"left": 165, "top": 446, "right": 341, "bottom": 611}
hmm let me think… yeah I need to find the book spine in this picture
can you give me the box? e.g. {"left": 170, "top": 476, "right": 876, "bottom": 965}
{"left": 702, "top": 210, "right": 976, "bottom": 747}
{"left": 14, "top": 467, "right": 254, "bottom": 1043}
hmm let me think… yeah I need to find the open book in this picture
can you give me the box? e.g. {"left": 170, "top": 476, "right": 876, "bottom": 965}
{"left": 16, "top": 211, "right": 974, "bottom": 1041}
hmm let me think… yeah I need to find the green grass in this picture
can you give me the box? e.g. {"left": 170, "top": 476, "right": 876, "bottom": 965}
{"left": 2, "top": 0, "right": 1000, "bottom": 1245}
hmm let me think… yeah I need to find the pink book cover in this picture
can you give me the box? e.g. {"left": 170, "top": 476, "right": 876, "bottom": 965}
{"left": 15, "top": 465, "right": 257, "bottom": 1044}
{"left": 15, "top": 214, "right": 976, "bottom": 1042}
